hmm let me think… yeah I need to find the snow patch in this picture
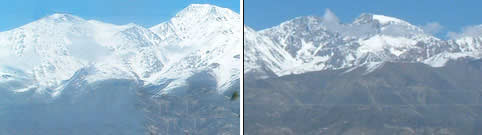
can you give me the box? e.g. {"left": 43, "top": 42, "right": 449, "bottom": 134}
{"left": 364, "top": 61, "right": 384, "bottom": 74}
{"left": 423, "top": 52, "right": 474, "bottom": 67}
{"left": 372, "top": 15, "right": 405, "bottom": 25}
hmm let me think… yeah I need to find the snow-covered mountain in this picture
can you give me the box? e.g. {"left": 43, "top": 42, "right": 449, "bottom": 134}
{"left": 244, "top": 13, "right": 481, "bottom": 78}
{"left": 0, "top": 4, "right": 240, "bottom": 97}
{"left": 245, "top": 13, "right": 482, "bottom": 135}
{"left": 0, "top": 4, "right": 240, "bottom": 134}
{"left": 150, "top": 4, "right": 241, "bottom": 95}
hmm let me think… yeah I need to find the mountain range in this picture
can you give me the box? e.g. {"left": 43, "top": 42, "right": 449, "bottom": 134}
{"left": 244, "top": 13, "right": 482, "bottom": 78}
{"left": 0, "top": 4, "right": 240, "bottom": 134}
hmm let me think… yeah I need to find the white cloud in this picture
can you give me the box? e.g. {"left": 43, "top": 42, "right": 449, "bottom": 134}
{"left": 422, "top": 22, "right": 444, "bottom": 35}
{"left": 322, "top": 9, "right": 340, "bottom": 24}
{"left": 447, "top": 25, "right": 482, "bottom": 39}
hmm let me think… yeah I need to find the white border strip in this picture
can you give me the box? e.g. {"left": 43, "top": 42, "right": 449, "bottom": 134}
{"left": 239, "top": 0, "right": 244, "bottom": 134}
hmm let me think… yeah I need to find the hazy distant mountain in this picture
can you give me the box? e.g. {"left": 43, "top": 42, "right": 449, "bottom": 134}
{"left": 0, "top": 4, "right": 240, "bottom": 134}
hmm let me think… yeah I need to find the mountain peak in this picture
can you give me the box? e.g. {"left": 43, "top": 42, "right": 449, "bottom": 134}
{"left": 286, "top": 16, "right": 322, "bottom": 23}
{"left": 371, "top": 14, "right": 405, "bottom": 24}
{"left": 150, "top": 4, "right": 240, "bottom": 46}
{"left": 175, "top": 4, "right": 237, "bottom": 19}
{"left": 262, "top": 16, "right": 323, "bottom": 31}
{"left": 185, "top": 4, "right": 219, "bottom": 9}
{"left": 354, "top": 13, "right": 408, "bottom": 25}
{"left": 44, "top": 13, "right": 85, "bottom": 23}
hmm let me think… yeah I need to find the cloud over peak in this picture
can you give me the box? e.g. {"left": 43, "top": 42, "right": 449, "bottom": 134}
{"left": 322, "top": 9, "right": 340, "bottom": 24}
{"left": 447, "top": 25, "right": 482, "bottom": 39}
{"left": 422, "top": 22, "right": 444, "bottom": 35}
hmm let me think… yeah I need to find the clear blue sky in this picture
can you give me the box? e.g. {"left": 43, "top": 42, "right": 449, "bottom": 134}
{"left": 245, "top": 0, "right": 482, "bottom": 38}
{"left": 0, "top": 0, "right": 239, "bottom": 31}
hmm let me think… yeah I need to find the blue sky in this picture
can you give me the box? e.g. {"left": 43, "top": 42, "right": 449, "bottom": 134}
{"left": 245, "top": 0, "right": 481, "bottom": 38}
{"left": 0, "top": 0, "right": 239, "bottom": 31}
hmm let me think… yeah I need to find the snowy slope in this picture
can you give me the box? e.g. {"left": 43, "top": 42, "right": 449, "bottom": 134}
{"left": 0, "top": 14, "right": 170, "bottom": 95}
{"left": 150, "top": 4, "right": 239, "bottom": 59}
{"left": 149, "top": 4, "right": 241, "bottom": 94}
{"left": 452, "top": 25, "right": 482, "bottom": 53}
{"left": 244, "top": 26, "right": 298, "bottom": 78}
{"left": 245, "top": 13, "right": 482, "bottom": 77}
